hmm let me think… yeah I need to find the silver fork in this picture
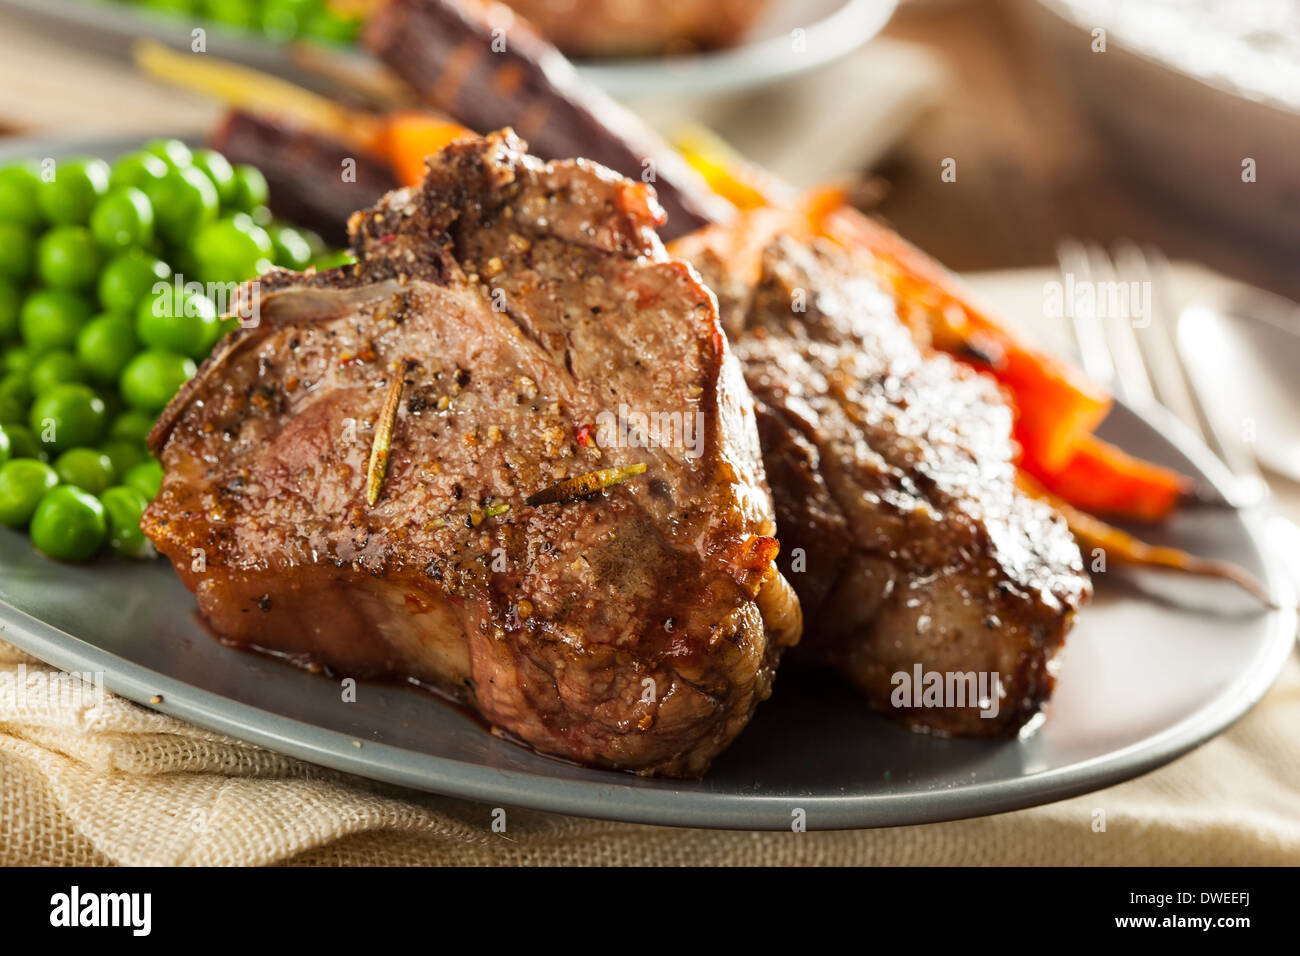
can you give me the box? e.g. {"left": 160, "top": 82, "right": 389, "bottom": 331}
{"left": 1055, "top": 239, "right": 1300, "bottom": 608}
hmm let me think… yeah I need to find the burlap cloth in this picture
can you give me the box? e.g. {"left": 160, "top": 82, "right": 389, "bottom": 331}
{"left": 2, "top": 634, "right": 1297, "bottom": 866}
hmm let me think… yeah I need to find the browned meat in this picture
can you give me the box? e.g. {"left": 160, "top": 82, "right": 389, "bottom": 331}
{"left": 210, "top": 111, "right": 400, "bottom": 246}
{"left": 143, "top": 131, "right": 800, "bottom": 777}
{"left": 365, "top": 0, "right": 733, "bottom": 241}
{"left": 675, "top": 223, "right": 1091, "bottom": 735}
{"left": 498, "top": 0, "right": 773, "bottom": 57}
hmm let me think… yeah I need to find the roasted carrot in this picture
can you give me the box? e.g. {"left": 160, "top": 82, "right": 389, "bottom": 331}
{"left": 672, "top": 149, "right": 1196, "bottom": 522}
{"left": 1018, "top": 473, "right": 1274, "bottom": 607}
{"left": 807, "top": 190, "right": 1113, "bottom": 472}
{"left": 377, "top": 111, "right": 472, "bottom": 186}
{"left": 671, "top": 125, "right": 790, "bottom": 212}
{"left": 1023, "top": 433, "right": 1192, "bottom": 522}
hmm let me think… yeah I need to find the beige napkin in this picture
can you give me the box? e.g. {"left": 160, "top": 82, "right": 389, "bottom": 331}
{"left": 2, "top": 636, "right": 1297, "bottom": 866}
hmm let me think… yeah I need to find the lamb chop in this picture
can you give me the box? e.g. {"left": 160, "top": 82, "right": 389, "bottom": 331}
{"left": 363, "top": 0, "right": 1092, "bottom": 733}
{"left": 673, "top": 216, "right": 1091, "bottom": 734}
{"left": 142, "top": 130, "right": 800, "bottom": 777}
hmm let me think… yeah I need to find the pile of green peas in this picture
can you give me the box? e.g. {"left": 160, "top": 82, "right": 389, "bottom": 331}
{"left": 92, "top": 0, "right": 364, "bottom": 47}
{"left": 0, "top": 138, "right": 342, "bottom": 563}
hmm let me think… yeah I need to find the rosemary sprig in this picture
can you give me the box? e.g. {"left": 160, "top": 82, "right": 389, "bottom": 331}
{"left": 525, "top": 463, "right": 647, "bottom": 507}
{"left": 366, "top": 374, "right": 405, "bottom": 506}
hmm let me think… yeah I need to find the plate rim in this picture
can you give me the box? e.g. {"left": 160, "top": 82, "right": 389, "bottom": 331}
{"left": 1, "top": 524, "right": 1293, "bottom": 830}
{"left": 0, "top": 131, "right": 1294, "bottom": 831}
{"left": 574, "top": 0, "right": 900, "bottom": 98}
{"left": 0, "top": 0, "right": 899, "bottom": 101}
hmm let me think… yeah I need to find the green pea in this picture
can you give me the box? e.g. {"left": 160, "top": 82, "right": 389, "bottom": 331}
{"left": 0, "top": 424, "right": 9, "bottom": 464}
{"left": 143, "top": 138, "right": 193, "bottom": 171}
{"left": 28, "top": 349, "right": 89, "bottom": 395}
{"left": 136, "top": 0, "right": 197, "bottom": 15}
{"left": 20, "top": 288, "right": 93, "bottom": 353}
{"left": 262, "top": 0, "right": 317, "bottom": 42}
{"left": 269, "top": 224, "right": 313, "bottom": 271}
{"left": 229, "top": 164, "right": 269, "bottom": 213}
{"left": 0, "top": 373, "right": 29, "bottom": 425}
{"left": 0, "top": 276, "right": 21, "bottom": 339}
{"left": 204, "top": 0, "right": 258, "bottom": 28}
{"left": 36, "top": 225, "right": 103, "bottom": 289}
{"left": 136, "top": 284, "right": 219, "bottom": 358}
{"left": 36, "top": 157, "right": 110, "bottom": 225}
{"left": 29, "top": 485, "right": 107, "bottom": 561}
{"left": 193, "top": 213, "right": 274, "bottom": 283}
{"left": 0, "top": 222, "right": 33, "bottom": 281}
{"left": 302, "top": 9, "right": 361, "bottom": 45}
{"left": 144, "top": 166, "right": 219, "bottom": 246}
{"left": 3, "top": 423, "right": 45, "bottom": 460}
{"left": 191, "top": 149, "right": 238, "bottom": 208}
{"left": 76, "top": 313, "right": 139, "bottom": 383}
{"left": 99, "top": 437, "right": 148, "bottom": 478}
{"left": 98, "top": 249, "right": 171, "bottom": 315}
{"left": 100, "top": 484, "right": 154, "bottom": 558}
{"left": 108, "top": 149, "right": 169, "bottom": 193}
{"left": 0, "top": 369, "right": 30, "bottom": 402}
{"left": 0, "top": 162, "right": 44, "bottom": 228}
{"left": 108, "top": 409, "right": 156, "bottom": 445}
{"left": 0, "top": 458, "right": 59, "bottom": 527}
{"left": 124, "top": 458, "right": 164, "bottom": 502}
{"left": 89, "top": 187, "right": 155, "bottom": 252}
{"left": 28, "top": 383, "right": 107, "bottom": 452}
{"left": 53, "top": 447, "right": 116, "bottom": 495}
{"left": 1, "top": 347, "right": 32, "bottom": 376}
{"left": 120, "top": 350, "right": 195, "bottom": 412}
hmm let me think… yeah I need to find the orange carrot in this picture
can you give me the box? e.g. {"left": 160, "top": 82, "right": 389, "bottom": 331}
{"left": 1018, "top": 472, "right": 1272, "bottom": 606}
{"left": 808, "top": 191, "right": 1113, "bottom": 473}
{"left": 377, "top": 111, "right": 472, "bottom": 186}
{"left": 1023, "top": 433, "right": 1192, "bottom": 522}
{"left": 667, "top": 162, "right": 1194, "bottom": 523}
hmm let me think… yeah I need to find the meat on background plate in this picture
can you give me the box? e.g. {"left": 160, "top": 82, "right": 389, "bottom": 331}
{"left": 143, "top": 130, "right": 801, "bottom": 777}
{"left": 497, "top": 0, "right": 774, "bottom": 58}
{"left": 674, "top": 220, "right": 1092, "bottom": 735}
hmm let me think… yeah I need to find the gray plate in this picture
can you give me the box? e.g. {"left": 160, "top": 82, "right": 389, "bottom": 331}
{"left": 0, "top": 0, "right": 897, "bottom": 100}
{"left": 0, "top": 134, "right": 1294, "bottom": 830}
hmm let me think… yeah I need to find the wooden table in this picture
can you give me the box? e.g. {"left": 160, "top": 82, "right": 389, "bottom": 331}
{"left": 871, "top": 0, "right": 1300, "bottom": 304}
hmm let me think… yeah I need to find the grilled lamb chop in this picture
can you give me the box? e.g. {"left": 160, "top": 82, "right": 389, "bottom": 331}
{"left": 143, "top": 131, "right": 800, "bottom": 777}
{"left": 674, "top": 219, "right": 1091, "bottom": 735}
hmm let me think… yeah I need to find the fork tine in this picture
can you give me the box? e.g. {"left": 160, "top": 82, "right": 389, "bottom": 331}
{"left": 1056, "top": 239, "right": 1115, "bottom": 387}
{"left": 1112, "top": 241, "right": 1203, "bottom": 431}
{"left": 1084, "top": 242, "right": 1156, "bottom": 407}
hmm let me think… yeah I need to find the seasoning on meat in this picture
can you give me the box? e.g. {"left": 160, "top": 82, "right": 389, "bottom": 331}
{"left": 142, "top": 130, "right": 801, "bottom": 777}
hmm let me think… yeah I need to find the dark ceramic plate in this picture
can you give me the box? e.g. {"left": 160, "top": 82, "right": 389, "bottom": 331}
{"left": 0, "top": 134, "right": 1293, "bottom": 829}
